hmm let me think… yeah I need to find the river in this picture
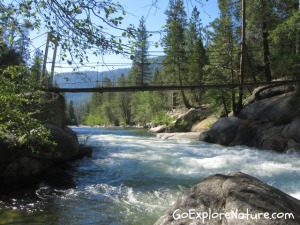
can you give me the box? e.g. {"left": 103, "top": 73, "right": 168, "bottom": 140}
{"left": 1, "top": 126, "right": 300, "bottom": 225}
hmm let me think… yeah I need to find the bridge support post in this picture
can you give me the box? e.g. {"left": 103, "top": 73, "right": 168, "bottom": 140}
{"left": 42, "top": 32, "right": 60, "bottom": 87}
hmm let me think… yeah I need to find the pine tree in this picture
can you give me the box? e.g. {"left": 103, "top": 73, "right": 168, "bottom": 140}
{"left": 116, "top": 74, "right": 131, "bottom": 125}
{"left": 186, "top": 6, "right": 202, "bottom": 58}
{"left": 163, "top": 0, "right": 191, "bottom": 108}
{"left": 269, "top": 1, "right": 300, "bottom": 78}
{"left": 128, "top": 16, "right": 150, "bottom": 86}
{"left": 30, "top": 49, "right": 43, "bottom": 84}
{"left": 246, "top": 0, "right": 275, "bottom": 81}
{"left": 185, "top": 6, "right": 208, "bottom": 105}
{"left": 205, "top": 0, "right": 240, "bottom": 115}
{"left": 188, "top": 38, "right": 208, "bottom": 104}
{"left": 89, "top": 83, "right": 103, "bottom": 114}
{"left": 66, "top": 100, "right": 78, "bottom": 125}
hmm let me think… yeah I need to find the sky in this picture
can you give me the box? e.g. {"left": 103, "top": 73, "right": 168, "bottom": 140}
{"left": 30, "top": 0, "right": 220, "bottom": 74}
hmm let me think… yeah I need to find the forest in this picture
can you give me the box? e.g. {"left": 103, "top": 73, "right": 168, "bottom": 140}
{"left": 72, "top": 0, "right": 300, "bottom": 127}
{"left": 1, "top": 0, "right": 300, "bottom": 150}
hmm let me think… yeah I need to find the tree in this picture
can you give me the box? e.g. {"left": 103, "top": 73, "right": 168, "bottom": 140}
{"left": 66, "top": 100, "right": 78, "bottom": 125}
{"left": 129, "top": 16, "right": 151, "bottom": 86}
{"left": 205, "top": 0, "right": 240, "bottom": 115}
{"left": 0, "top": 23, "right": 57, "bottom": 152}
{"left": 85, "top": 77, "right": 119, "bottom": 126}
{"left": 130, "top": 91, "right": 171, "bottom": 126}
{"left": 0, "top": 65, "right": 56, "bottom": 152}
{"left": 30, "top": 49, "right": 43, "bottom": 83}
{"left": 115, "top": 74, "right": 131, "bottom": 125}
{"left": 0, "top": 33, "right": 24, "bottom": 67}
{"left": 1, "top": 0, "right": 135, "bottom": 64}
{"left": 246, "top": 0, "right": 275, "bottom": 81}
{"left": 89, "top": 83, "right": 103, "bottom": 114}
{"left": 185, "top": 6, "right": 202, "bottom": 58}
{"left": 12, "top": 28, "right": 31, "bottom": 64}
{"left": 187, "top": 38, "right": 208, "bottom": 104}
{"left": 185, "top": 6, "right": 208, "bottom": 105}
{"left": 269, "top": 1, "right": 300, "bottom": 77}
{"left": 163, "top": 0, "right": 191, "bottom": 108}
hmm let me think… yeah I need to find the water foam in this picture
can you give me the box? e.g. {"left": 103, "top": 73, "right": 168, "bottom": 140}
{"left": 54, "top": 127, "right": 300, "bottom": 224}
{"left": 291, "top": 192, "right": 300, "bottom": 200}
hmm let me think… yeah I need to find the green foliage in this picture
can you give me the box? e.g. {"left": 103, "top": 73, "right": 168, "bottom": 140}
{"left": 77, "top": 0, "right": 300, "bottom": 126}
{"left": 170, "top": 118, "right": 189, "bottom": 132}
{"left": 151, "top": 110, "right": 174, "bottom": 126}
{"left": 85, "top": 114, "right": 109, "bottom": 126}
{"left": 163, "top": 0, "right": 191, "bottom": 108}
{"left": 1, "top": 0, "right": 135, "bottom": 63}
{"left": 128, "top": 16, "right": 151, "bottom": 86}
{"left": 30, "top": 49, "right": 43, "bottom": 82}
{"left": 130, "top": 91, "right": 171, "bottom": 126}
{"left": 270, "top": 10, "right": 300, "bottom": 77}
{"left": 65, "top": 100, "right": 78, "bottom": 125}
{"left": 0, "top": 65, "right": 56, "bottom": 152}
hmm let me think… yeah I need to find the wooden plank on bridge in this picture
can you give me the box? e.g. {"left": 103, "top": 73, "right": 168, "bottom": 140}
{"left": 47, "top": 79, "right": 300, "bottom": 93}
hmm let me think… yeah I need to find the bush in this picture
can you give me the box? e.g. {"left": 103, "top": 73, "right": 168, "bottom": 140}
{"left": 151, "top": 110, "right": 174, "bottom": 126}
{"left": 0, "top": 66, "right": 56, "bottom": 152}
{"left": 170, "top": 118, "right": 190, "bottom": 132}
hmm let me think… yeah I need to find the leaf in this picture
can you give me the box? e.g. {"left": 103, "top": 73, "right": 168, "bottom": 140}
{"left": 117, "top": 45, "right": 123, "bottom": 51}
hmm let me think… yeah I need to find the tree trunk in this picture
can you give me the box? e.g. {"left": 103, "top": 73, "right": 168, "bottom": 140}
{"left": 262, "top": 21, "right": 272, "bottom": 82}
{"left": 297, "top": 0, "right": 300, "bottom": 55}
{"left": 229, "top": 28, "right": 236, "bottom": 114}
{"left": 221, "top": 91, "right": 229, "bottom": 116}
{"left": 180, "top": 89, "right": 192, "bottom": 109}
{"left": 236, "top": 0, "right": 246, "bottom": 115}
{"left": 177, "top": 63, "right": 191, "bottom": 109}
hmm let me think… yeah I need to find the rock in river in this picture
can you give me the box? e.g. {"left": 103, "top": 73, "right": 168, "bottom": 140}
{"left": 154, "top": 172, "right": 300, "bottom": 225}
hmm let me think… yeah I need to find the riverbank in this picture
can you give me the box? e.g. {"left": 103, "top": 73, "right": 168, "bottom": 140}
{"left": 154, "top": 84, "right": 300, "bottom": 153}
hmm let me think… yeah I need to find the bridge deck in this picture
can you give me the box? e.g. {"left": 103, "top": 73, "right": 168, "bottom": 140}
{"left": 47, "top": 79, "right": 300, "bottom": 93}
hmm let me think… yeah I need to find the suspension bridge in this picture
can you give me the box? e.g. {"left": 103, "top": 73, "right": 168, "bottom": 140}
{"left": 47, "top": 79, "right": 300, "bottom": 93}
{"left": 32, "top": 32, "right": 300, "bottom": 94}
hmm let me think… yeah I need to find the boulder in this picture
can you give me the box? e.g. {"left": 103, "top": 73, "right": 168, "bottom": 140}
{"left": 181, "top": 108, "right": 210, "bottom": 122}
{"left": 208, "top": 117, "right": 241, "bottom": 146}
{"left": 287, "top": 117, "right": 300, "bottom": 143}
{"left": 33, "top": 93, "right": 66, "bottom": 128}
{"left": 191, "top": 115, "right": 217, "bottom": 132}
{"left": 154, "top": 172, "right": 300, "bottom": 225}
{"left": 149, "top": 125, "right": 168, "bottom": 133}
{"left": 0, "top": 124, "right": 82, "bottom": 187}
{"left": 257, "top": 125, "right": 288, "bottom": 152}
{"left": 204, "top": 92, "right": 300, "bottom": 152}
{"left": 2, "top": 156, "right": 53, "bottom": 177}
{"left": 0, "top": 133, "right": 19, "bottom": 165}
{"left": 26, "top": 123, "right": 80, "bottom": 161}
{"left": 157, "top": 132, "right": 201, "bottom": 141}
{"left": 72, "top": 144, "right": 93, "bottom": 160}
{"left": 171, "top": 108, "right": 211, "bottom": 132}
{"left": 238, "top": 94, "right": 296, "bottom": 125}
{"left": 244, "top": 84, "right": 295, "bottom": 105}
{"left": 199, "top": 130, "right": 210, "bottom": 142}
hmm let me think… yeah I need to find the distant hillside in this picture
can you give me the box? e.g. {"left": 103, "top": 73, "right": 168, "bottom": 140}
{"left": 54, "top": 56, "right": 164, "bottom": 105}
{"left": 54, "top": 68, "right": 130, "bottom": 105}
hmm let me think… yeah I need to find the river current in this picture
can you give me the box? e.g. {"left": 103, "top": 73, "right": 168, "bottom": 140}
{"left": 1, "top": 126, "right": 300, "bottom": 225}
